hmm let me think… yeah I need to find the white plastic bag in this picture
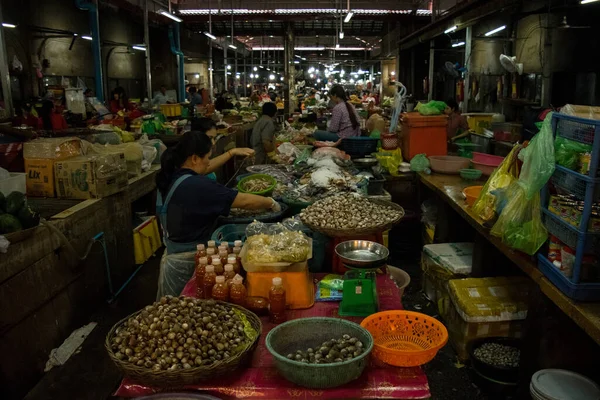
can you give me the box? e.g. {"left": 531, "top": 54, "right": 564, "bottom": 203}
{"left": 157, "top": 250, "right": 196, "bottom": 299}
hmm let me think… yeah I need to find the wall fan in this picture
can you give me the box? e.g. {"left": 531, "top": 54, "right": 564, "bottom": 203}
{"left": 499, "top": 54, "right": 523, "bottom": 75}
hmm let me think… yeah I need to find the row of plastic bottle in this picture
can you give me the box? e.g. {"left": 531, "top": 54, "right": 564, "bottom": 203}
{"left": 194, "top": 241, "right": 286, "bottom": 324}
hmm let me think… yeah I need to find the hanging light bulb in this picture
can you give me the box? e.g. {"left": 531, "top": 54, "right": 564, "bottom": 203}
{"left": 253, "top": 66, "right": 258, "bottom": 71}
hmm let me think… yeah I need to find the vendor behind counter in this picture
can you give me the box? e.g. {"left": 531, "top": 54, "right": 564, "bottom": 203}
{"left": 155, "top": 131, "right": 280, "bottom": 296}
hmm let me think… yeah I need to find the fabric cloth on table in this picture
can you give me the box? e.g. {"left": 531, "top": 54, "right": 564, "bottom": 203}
{"left": 115, "top": 272, "right": 431, "bottom": 399}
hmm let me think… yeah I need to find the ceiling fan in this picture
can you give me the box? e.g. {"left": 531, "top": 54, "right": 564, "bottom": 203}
{"left": 556, "top": 16, "right": 591, "bottom": 29}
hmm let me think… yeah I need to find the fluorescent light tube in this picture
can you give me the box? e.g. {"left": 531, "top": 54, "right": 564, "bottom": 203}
{"left": 132, "top": 46, "right": 146, "bottom": 51}
{"left": 344, "top": 12, "right": 354, "bottom": 23}
{"left": 160, "top": 10, "right": 183, "bottom": 22}
{"left": 484, "top": 25, "right": 506, "bottom": 36}
{"left": 204, "top": 32, "right": 216, "bottom": 40}
{"left": 444, "top": 26, "right": 457, "bottom": 34}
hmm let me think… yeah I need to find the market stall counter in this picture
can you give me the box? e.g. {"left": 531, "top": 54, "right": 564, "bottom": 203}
{"left": 114, "top": 272, "right": 431, "bottom": 399}
{"left": 418, "top": 172, "right": 600, "bottom": 347}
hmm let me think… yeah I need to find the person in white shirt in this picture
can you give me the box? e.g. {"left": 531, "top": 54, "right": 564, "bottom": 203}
{"left": 153, "top": 86, "right": 172, "bottom": 105}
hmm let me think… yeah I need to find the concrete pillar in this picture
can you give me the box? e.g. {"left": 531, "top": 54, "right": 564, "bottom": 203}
{"left": 0, "top": 1, "right": 13, "bottom": 116}
{"left": 143, "top": 0, "right": 152, "bottom": 101}
{"left": 283, "top": 23, "right": 295, "bottom": 117}
{"left": 463, "top": 26, "right": 473, "bottom": 112}
{"left": 428, "top": 40, "right": 435, "bottom": 101}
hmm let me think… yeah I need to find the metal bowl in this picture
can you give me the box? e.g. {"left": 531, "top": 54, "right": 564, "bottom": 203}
{"left": 335, "top": 240, "right": 389, "bottom": 269}
{"left": 353, "top": 157, "right": 379, "bottom": 168}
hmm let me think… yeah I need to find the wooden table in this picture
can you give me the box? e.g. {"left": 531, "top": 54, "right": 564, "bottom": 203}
{"left": 418, "top": 172, "right": 600, "bottom": 346}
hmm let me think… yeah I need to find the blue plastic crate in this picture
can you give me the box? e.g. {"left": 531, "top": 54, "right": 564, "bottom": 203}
{"left": 553, "top": 113, "right": 600, "bottom": 178}
{"left": 538, "top": 254, "right": 600, "bottom": 301}
{"left": 551, "top": 165, "right": 600, "bottom": 201}
{"left": 211, "top": 224, "right": 247, "bottom": 245}
{"left": 541, "top": 209, "right": 600, "bottom": 252}
{"left": 340, "top": 137, "right": 379, "bottom": 157}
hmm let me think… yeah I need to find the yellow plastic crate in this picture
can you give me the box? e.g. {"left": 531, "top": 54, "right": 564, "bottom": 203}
{"left": 160, "top": 104, "right": 182, "bottom": 117}
{"left": 133, "top": 216, "right": 162, "bottom": 264}
{"left": 463, "top": 113, "right": 494, "bottom": 134}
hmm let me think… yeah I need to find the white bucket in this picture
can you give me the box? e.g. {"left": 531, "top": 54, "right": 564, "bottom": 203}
{"left": 530, "top": 369, "right": 600, "bottom": 400}
{"left": 387, "top": 266, "right": 411, "bottom": 298}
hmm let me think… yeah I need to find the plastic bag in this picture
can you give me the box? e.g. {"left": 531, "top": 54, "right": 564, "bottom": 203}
{"left": 157, "top": 250, "right": 195, "bottom": 298}
{"left": 244, "top": 221, "right": 310, "bottom": 264}
{"left": 417, "top": 100, "right": 447, "bottom": 116}
{"left": 560, "top": 104, "right": 600, "bottom": 120}
{"left": 410, "top": 153, "right": 430, "bottom": 172}
{"left": 490, "top": 113, "right": 555, "bottom": 254}
{"left": 375, "top": 148, "right": 403, "bottom": 176}
{"left": 554, "top": 136, "right": 592, "bottom": 171}
{"left": 319, "top": 274, "right": 344, "bottom": 291}
{"left": 472, "top": 145, "right": 521, "bottom": 225}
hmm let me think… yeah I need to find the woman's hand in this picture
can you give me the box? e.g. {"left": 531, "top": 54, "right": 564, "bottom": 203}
{"left": 230, "top": 148, "right": 255, "bottom": 157}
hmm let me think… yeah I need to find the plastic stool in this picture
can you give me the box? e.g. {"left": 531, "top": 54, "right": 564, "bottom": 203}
{"left": 330, "top": 233, "right": 384, "bottom": 274}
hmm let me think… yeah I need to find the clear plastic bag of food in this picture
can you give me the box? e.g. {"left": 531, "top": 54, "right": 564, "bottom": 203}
{"left": 245, "top": 220, "right": 268, "bottom": 237}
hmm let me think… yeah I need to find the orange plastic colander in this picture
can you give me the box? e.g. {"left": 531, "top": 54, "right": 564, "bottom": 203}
{"left": 360, "top": 310, "right": 448, "bottom": 367}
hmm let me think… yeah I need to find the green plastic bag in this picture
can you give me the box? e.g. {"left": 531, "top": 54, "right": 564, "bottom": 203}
{"left": 554, "top": 136, "right": 592, "bottom": 171}
{"left": 410, "top": 153, "right": 430, "bottom": 172}
{"left": 490, "top": 112, "right": 555, "bottom": 254}
{"left": 417, "top": 101, "right": 447, "bottom": 116}
{"left": 375, "top": 148, "right": 403, "bottom": 176}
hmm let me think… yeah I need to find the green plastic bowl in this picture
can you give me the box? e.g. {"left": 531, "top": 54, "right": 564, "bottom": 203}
{"left": 460, "top": 168, "right": 483, "bottom": 181}
{"left": 237, "top": 173, "right": 277, "bottom": 196}
{"left": 265, "top": 317, "right": 373, "bottom": 389}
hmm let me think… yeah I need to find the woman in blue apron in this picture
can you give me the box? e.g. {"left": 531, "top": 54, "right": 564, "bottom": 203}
{"left": 155, "top": 131, "right": 279, "bottom": 297}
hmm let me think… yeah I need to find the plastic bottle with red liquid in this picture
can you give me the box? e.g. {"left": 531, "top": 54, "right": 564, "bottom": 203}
{"left": 195, "top": 244, "right": 207, "bottom": 267}
{"left": 212, "top": 258, "right": 224, "bottom": 275}
{"left": 212, "top": 275, "right": 229, "bottom": 302}
{"left": 223, "top": 264, "right": 236, "bottom": 286}
{"left": 219, "top": 249, "right": 229, "bottom": 266}
{"left": 195, "top": 256, "right": 208, "bottom": 298}
{"left": 269, "top": 277, "right": 286, "bottom": 324}
{"left": 229, "top": 274, "right": 247, "bottom": 306}
{"left": 206, "top": 247, "right": 216, "bottom": 264}
{"left": 226, "top": 256, "right": 240, "bottom": 274}
{"left": 203, "top": 265, "right": 217, "bottom": 299}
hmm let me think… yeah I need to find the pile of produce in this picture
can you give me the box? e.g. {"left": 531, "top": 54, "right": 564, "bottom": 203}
{"left": 240, "top": 177, "right": 273, "bottom": 193}
{"left": 245, "top": 221, "right": 310, "bottom": 264}
{"left": 0, "top": 191, "right": 40, "bottom": 234}
{"left": 473, "top": 342, "right": 520, "bottom": 368}
{"left": 286, "top": 335, "right": 366, "bottom": 364}
{"left": 108, "top": 297, "right": 256, "bottom": 371}
{"left": 300, "top": 194, "right": 402, "bottom": 230}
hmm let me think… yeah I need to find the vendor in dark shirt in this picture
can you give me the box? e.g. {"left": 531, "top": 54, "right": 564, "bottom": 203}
{"left": 156, "top": 132, "right": 280, "bottom": 296}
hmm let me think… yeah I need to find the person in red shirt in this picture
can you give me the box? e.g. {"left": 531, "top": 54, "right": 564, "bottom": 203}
{"left": 12, "top": 102, "right": 39, "bottom": 128}
{"left": 38, "top": 100, "right": 68, "bottom": 131}
{"left": 109, "top": 86, "right": 131, "bottom": 114}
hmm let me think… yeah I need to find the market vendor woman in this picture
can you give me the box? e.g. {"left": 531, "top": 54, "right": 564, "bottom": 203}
{"left": 314, "top": 85, "right": 361, "bottom": 142}
{"left": 445, "top": 99, "right": 469, "bottom": 141}
{"left": 156, "top": 132, "right": 280, "bottom": 296}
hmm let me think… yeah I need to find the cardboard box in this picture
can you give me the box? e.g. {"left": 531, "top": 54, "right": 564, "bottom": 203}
{"left": 54, "top": 153, "right": 128, "bottom": 199}
{"left": 25, "top": 158, "right": 57, "bottom": 197}
{"left": 24, "top": 137, "right": 82, "bottom": 197}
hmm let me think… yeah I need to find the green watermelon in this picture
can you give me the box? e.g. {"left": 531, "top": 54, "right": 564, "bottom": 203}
{"left": 5, "top": 191, "right": 25, "bottom": 215}
{"left": 0, "top": 213, "right": 22, "bottom": 234}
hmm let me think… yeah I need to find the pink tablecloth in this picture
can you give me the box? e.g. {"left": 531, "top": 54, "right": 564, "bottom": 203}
{"left": 115, "top": 273, "right": 430, "bottom": 399}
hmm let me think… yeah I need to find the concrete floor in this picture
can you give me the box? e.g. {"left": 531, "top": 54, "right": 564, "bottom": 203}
{"left": 24, "top": 230, "right": 500, "bottom": 400}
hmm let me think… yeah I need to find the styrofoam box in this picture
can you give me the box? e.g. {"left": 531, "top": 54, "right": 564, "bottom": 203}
{"left": 0, "top": 173, "right": 26, "bottom": 196}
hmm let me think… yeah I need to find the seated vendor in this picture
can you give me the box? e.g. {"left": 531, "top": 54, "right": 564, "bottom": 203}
{"left": 250, "top": 102, "right": 277, "bottom": 164}
{"left": 156, "top": 131, "right": 279, "bottom": 296}
{"left": 38, "top": 100, "right": 68, "bottom": 131}
{"left": 314, "top": 85, "right": 361, "bottom": 142}
{"left": 445, "top": 99, "right": 470, "bottom": 142}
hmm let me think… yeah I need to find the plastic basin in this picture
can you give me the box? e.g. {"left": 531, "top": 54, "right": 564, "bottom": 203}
{"left": 237, "top": 174, "right": 276, "bottom": 196}
{"left": 460, "top": 168, "right": 482, "bottom": 181}
{"left": 429, "top": 156, "right": 470, "bottom": 174}
{"left": 463, "top": 185, "right": 483, "bottom": 206}
{"left": 472, "top": 152, "right": 504, "bottom": 166}
{"left": 471, "top": 161, "right": 498, "bottom": 176}
{"left": 387, "top": 266, "right": 411, "bottom": 299}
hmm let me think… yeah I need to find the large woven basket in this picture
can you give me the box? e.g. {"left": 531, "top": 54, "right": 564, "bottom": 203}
{"left": 265, "top": 317, "right": 373, "bottom": 389}
{"left": 105, "top": 300, "right": 262, "bottom": 388}
{"left": 300, "top": 198, "right": 405, "bottom": 237}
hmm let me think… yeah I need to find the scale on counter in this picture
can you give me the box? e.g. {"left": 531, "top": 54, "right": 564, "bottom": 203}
{"left": 335, "top": 240, "right": 389, "bottom": 317}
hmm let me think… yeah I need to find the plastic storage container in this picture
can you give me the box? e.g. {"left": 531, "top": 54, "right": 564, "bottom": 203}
{"left": 400, "top": 112, "right": 448, "bottom": 161}
{"left": 246, "top": 262, "right": 314, "bottom": 309}
{"left": 439, "top": 277, "right": 530, "bottom": 361}
{"left": 160, "top": 104, "right": 182, "bottom": 117}
{"left": 429, "top": 156, "right": 470, "bottom": 174}
{"left": 538, "top": 112, "right": 600, "bottom": 301}
{"left": 421, "top": 243, "right": 473, "bottom": 306}
{"left": 339, "top": 137, "right": 379, "bottom": 157}
{"left": 215, "top": 223, "right": 329, "bottom": 273}
{"left": 133, "top": 216, "right": 162, "bottom": 264}
{"left": 530, "top": 369, "right": 600, "bottom": 400}
{"left": 463, "top": 113, "right": 494, "bottom": 134}
{"left": 491, "top": 122, "right": 522, "bottom": 143}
